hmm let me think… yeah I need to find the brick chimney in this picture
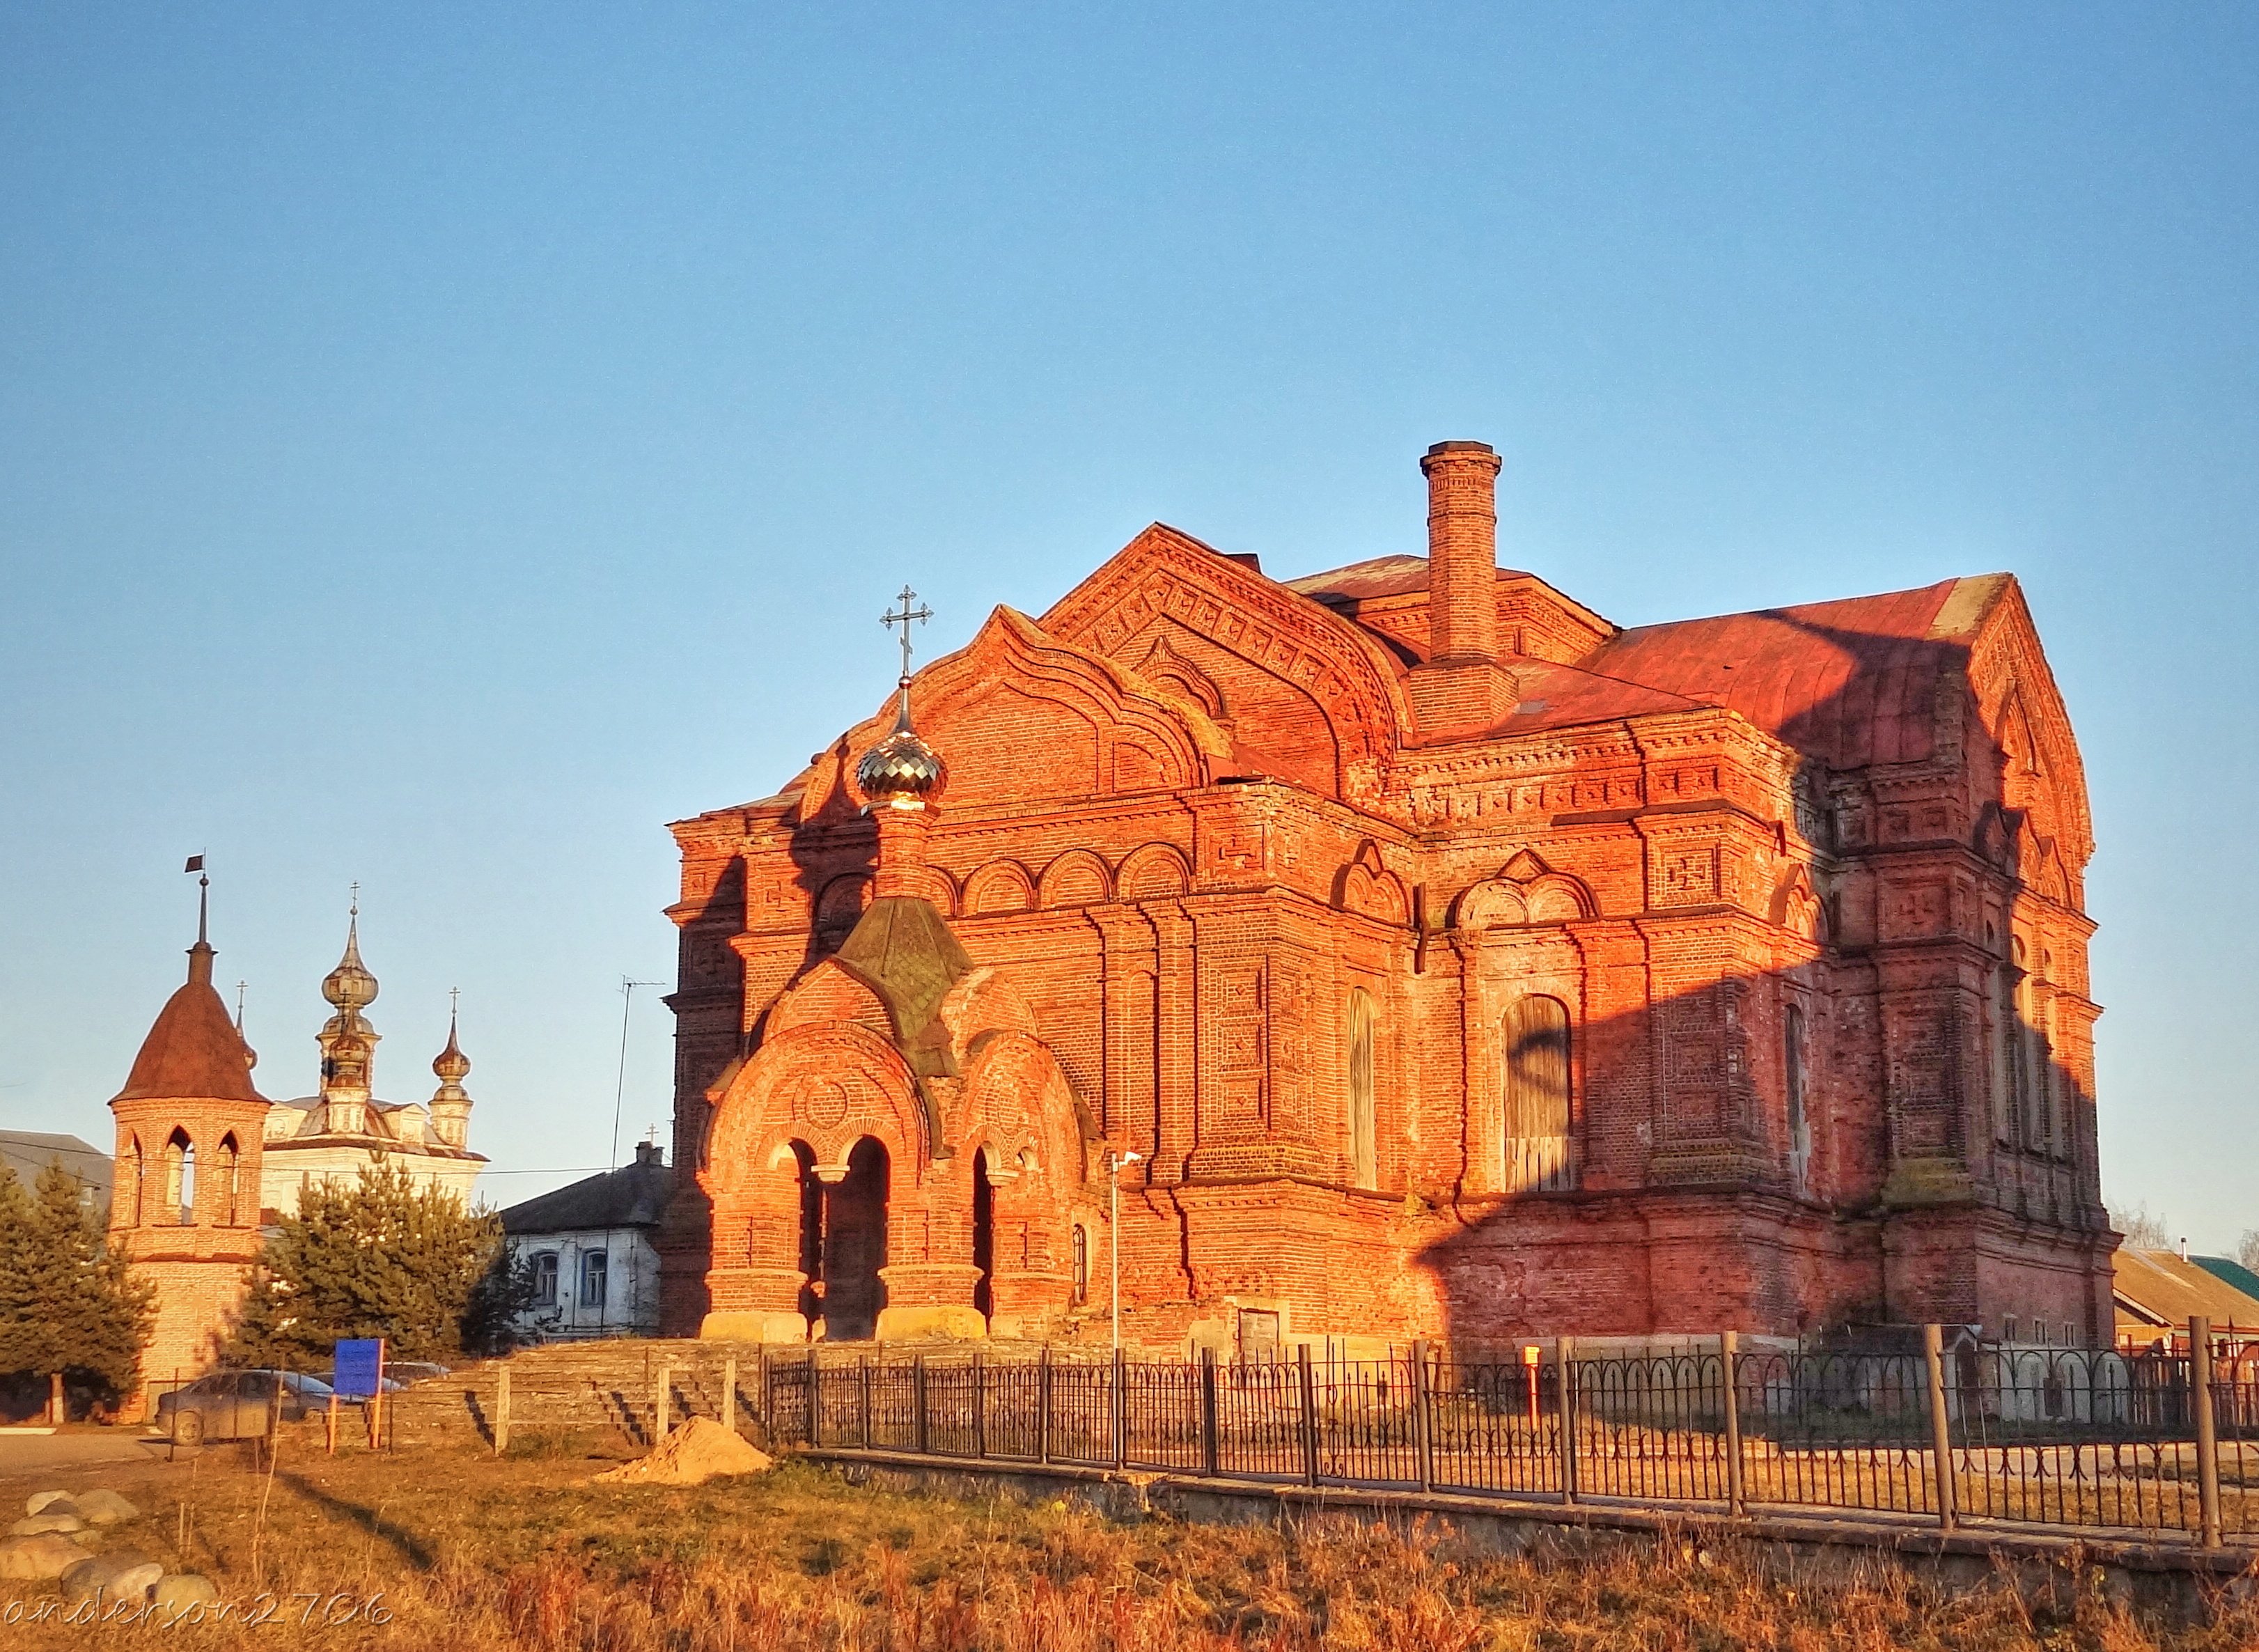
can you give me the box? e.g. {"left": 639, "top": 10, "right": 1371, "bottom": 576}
{"left": 1409, "top": 440, "right": 1515, "bottom": 735}
{"left": 1423, "top": 441, "right": 1502, "bottom": 662}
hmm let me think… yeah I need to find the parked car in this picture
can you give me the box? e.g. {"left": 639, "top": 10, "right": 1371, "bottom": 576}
{"left": 380, "top": 1361, "right": 451, "bottom": 1389}
{"left": 156, "top": 1370, "right": 336, "bottom": 1444}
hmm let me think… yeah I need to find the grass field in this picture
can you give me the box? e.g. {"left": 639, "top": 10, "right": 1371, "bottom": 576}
{"left": 2, "top": 1428, "right": 2255, "bottom": 1649}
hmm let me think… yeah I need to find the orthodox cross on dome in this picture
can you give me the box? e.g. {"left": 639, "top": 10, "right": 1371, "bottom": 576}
{"left": 882, "top": 586, "right": 932, "bottom": 688}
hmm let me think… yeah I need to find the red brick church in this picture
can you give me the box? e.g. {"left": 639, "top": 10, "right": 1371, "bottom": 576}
{"left": 659, "top": 442, "right": 2111, "bottom": 1353}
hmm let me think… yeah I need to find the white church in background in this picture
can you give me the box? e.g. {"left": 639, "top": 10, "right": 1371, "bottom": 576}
{"left": 257, "top": 905, "right": 487, "bottom": 1215}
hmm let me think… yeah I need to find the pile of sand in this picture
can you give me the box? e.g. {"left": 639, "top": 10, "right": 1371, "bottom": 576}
{"left": 593, "top": 1418, "right": 775, "bottom": 1487}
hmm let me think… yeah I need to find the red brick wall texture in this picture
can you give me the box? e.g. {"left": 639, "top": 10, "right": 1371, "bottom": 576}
{"left": 664, "top": 442, "right": 2114, "bottom": 1353}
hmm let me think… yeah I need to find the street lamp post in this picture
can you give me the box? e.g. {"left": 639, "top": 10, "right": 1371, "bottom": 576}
{"left": 1109, "top": 1148, "right": 1143, "bottom": 1355}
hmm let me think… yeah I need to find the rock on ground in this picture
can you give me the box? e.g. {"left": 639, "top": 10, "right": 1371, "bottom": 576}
{"left": 75, "top": 1488, "right": 140, "bottom": 1525}
{"left": 153, "top": 1573, "right": 220, "bottom": 1613}
{"left": 0, "top": 1532, "right": 92, "bottom": 1580}
{"left": 8, "top": 1511, "right": 83, "bottom": 1536}
{"left": 593, "top": 1417, "right": 776, "bottom": 1487}
{"left": 62, "top": 1549, "right": 164, "bottom": 1603}
{"left": 26, "top": 1490, "right": 77, "bottom": 1517}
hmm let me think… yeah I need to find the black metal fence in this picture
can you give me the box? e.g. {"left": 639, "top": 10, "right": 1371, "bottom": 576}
{"left": 749, "top": 1320, "right": 2256, "bottom": 1550}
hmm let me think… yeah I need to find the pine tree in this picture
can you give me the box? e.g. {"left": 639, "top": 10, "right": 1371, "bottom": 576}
{"left": 226, "top": 1160, "right": 508, "bottom": 1369}
{"left": 0, "top": 1160, "right": 155, "bottom": 1414}
{"left": 0, "top": 1165, "right": 40, "bottom": 1389}
{"left": 33, "top": 1163, "right": 153, "bottom": 1401}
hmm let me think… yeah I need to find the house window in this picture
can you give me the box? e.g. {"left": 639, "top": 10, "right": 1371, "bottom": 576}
{"left": 1346, "top": 988, "right": 1377, "bottom": 1190}
{"left": 579, "top": 1249, "right": 609, "bottom": 1309}
{"left": 1502, "top": 996, "right": 1574, "bottom": 1192}
{"left": 531, "top": 1252, "right": 559, "bottom": 1307}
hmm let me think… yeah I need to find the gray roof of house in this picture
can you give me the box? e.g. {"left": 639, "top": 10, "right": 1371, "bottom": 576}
{"left": 0, "top": 1132, "right": 113, "bottom": 1200}
{"left": 499, "top": 1155, "right": 673, "bottom": 1236}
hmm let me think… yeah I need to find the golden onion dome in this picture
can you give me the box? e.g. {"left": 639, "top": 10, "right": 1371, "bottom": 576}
{"left": 855, "top": 698, "right": 948, "bottom": 809}
{"left": 322, "top": 911, "right": 379, "bottom": 1012}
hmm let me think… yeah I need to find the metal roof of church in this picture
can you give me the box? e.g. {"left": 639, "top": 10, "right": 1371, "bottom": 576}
{"left": 1575, "top": 575, "right": 2013, "bottom": 770}
{"left": 833, "top": 896, "right": 974, "bottom": 1078}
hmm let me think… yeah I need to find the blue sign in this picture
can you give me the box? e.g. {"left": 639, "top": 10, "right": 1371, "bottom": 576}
{"left": 332, "top": 1339, "right": 385, "bottom": 1399}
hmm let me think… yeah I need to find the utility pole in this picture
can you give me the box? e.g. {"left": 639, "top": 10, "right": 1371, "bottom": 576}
{"left": 1109, "top": 1148, "right": 1143, "bottom": 1355}
{"left": 609, "top": 976, "right": 663, "bottom": 1169}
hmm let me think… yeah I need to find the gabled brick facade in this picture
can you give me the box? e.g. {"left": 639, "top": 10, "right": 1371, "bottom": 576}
{"left": 664, "top": 442, "right": 2111, "bottom": 1353}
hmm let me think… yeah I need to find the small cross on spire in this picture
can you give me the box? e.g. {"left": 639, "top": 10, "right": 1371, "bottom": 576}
{"left": 881, "top": 586, "right": 932, "bottom": 687}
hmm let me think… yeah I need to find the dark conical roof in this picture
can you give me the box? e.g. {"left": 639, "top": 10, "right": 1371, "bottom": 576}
{"left": 113, "top": 946, "right": 268, "bottom": 1106}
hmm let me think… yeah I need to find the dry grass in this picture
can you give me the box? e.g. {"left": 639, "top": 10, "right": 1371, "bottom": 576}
{"left": 3, "top": 1429, "right": 2255, "bottom": 1650}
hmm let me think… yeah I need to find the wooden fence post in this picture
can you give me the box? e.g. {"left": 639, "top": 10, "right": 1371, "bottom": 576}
{"left": 1720, "top": 1330, "right": 1744, "bottom": 1518}
{"left": 722, "top": 1354, "right": 737, "bottom": 1437}
{"left": 2192, "top": 1316, "right": 2222, "bottom": 1548}
{"left": 494, "top": 1364, "right": 510, "bottom": 1457}
{"left": 1297, "top": 1342, "right": 1320, "bottom": 1487}
{"left": 1199, "top": 1347, "right": 1220, "bottom": 1477}
{"left": 1556, "top": 1335, "right": 1578, "bottom": 1506}
{"left": 758, "top": 1348, "right": 772, "bottom": 1434}
{"left": 656, "top": 1358, "right": 672, "bottom": 1441}
{"left": 1922, "top": 1323, "right": 1955, "bottom": 1534}
{"left": 1410, "top": 1340, "right": 1435, "bottom": 1491}
{"left": 1037, "top": 1345, "right": 1052, "bottom": 1465}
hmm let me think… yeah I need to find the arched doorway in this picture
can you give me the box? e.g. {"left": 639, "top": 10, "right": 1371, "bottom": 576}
{"left": 971, "top": 1149, "right": 995, "bottom": 1325}
{"left": 822, "top": 1137, "right": 889, "bottom": 1340}
{"left": 790, "top": 1141, "right": 821, "bottom": 1324}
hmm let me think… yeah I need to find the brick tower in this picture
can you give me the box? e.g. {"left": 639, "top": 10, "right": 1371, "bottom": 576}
{"left": 109, "top": 872, "right": 269, "bottom": 1407}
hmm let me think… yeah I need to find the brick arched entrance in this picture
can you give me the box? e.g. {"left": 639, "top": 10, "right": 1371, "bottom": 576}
{"left": 822, "top": 1137, "right": 889, "bottom": 1340}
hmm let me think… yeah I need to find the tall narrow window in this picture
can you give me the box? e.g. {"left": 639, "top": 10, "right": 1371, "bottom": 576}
{"left": 1070, "top": 1223, "right": 1089, "bottom": 1306}
{"left": 1503, "top": 996, "right": 1574, "bottom": 1192}
{"left": 1347, "top": 988, "right": 1377, "bottom": 1189}
{"left": 531, "top": 1252, "right": 559, "bottom": 1306}
{"left": 125, "top": 1137, "right": 143, "bottom": 1227}
{"left": 1990, "top": 960, "right": 2017, "bottom": 1145}
{"left": 580, "top": 1249, "right": 609, "bottom": 1309}
{"left": 216, "top": 1135, "right": 240, "bottom": 1226}
{"left": 165, "top": 1129, "right": 196, "bottom": 1225}
{"left": 1784, "top": 1004, "right": 1811, "bottom": 1188}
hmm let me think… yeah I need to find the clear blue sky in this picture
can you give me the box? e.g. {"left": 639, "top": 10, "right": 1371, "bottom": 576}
{"left": 1, "top": 5, "right": 2251, "bottom": 1248}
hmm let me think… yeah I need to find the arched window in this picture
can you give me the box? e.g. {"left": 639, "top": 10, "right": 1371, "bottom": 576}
{"left": 2012, "top": 940, "right": 2049, "bottom": 1151}
{"left": 164, "top": 1128, "right": 196, "bottom": 1225}
{"left": 1070, "top": 1223, "right": 1089, "bottom": 1307}
{"left": 531, "top": 1252, "right": 559, "bottom": 1307}
{"left": 579, "top": 1249, "right": 609, "bottom": 1310}
{"left": 1990, "top": 956, "right": 2017, "bottom": 1146}
{"left": 216, "top": 1134, "right": 240, "bottom": 1226}
{"left": 1784, "top": 1004, "right": 1811, "bottom": 1187}
{"left": 1346, "top": 988, "right": 1377, "bottom": 1190}
{"left": 1502, "top": 996, "right": 1574, "bottom": 1192}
